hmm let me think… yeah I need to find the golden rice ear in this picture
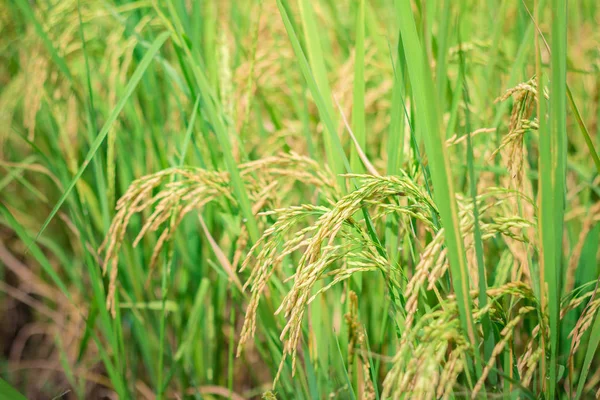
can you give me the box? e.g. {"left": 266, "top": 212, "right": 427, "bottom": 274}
{"left": 239, "top": 174, "right": 437, "bottom": 386}
{"left": 490, "top": 77, "right": 545, "bottom": 193}
{"left": 344, "top": 291, "right": 376, "bottom": 400}
{"left": 102, "top": 154, "right": 338, "bottom": 318}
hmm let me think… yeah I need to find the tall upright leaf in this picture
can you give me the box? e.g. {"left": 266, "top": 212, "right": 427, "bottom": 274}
{"left": 542, "top": 0, "right": 568, "bottom": 395}
{"left": 351, "top": 0, "right": 366, "bottom": 173}
{"left": 395, "top": 0, "right": 479, "bottom": 364}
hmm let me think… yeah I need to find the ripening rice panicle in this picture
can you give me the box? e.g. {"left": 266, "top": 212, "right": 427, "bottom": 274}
{"left": 239, "top": 159, "right": 543, "bottom": 394}
{"left": 383, "top": 282, "right": 539, "bottom": 399}
{"left": 405, "top": 188, "right": 535, "bottom": 330}
{"left": 472, "top": 306, "right": 536, "bottom": 398}
{"left": 492, "top": 77, "right": 544, "bottom": 191}
{"left": 100, "top": 167, "right": 232, "bottom": 316}
{"left": 101, "top": 154, "right": 337, "bottom": 317}
{"left": 239, "top": 173, "right": 438, "bottom": 384}
{"left": 382, "top": 303, "right": 465, "bottom": 400}
{"left": 345, "top": 291, "right": 375, "bottom": 400}
{"left": 22, "top": 48, "right": 48, "bottom": 141}
{"left": 570, "top": 295, "right": 600, "bottom": 355}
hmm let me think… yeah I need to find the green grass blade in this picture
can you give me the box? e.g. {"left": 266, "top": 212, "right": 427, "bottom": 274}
{"left": 535, "top": 12, "right": 551, "bottom": 387}
{"left": 0, "top": 202, "right": 71, "bottom": 300}
{"left": 575, "top": 310, "right": 600, "bottom": 399}
{"left": 160, "top": 3, "right": 261, "bottom": 243}
{"left": 566, "top": 86, "right": 600, "bottom": 174}
{"left": 0, "top": 378, "right": 27, "bottom": 400}
{"left": 333, "top": 334, "right": 357, "bottom": 400}
{"left": 395, "top": 0, "right": 479, "bottom": 358}
{"left": 459, "top": 38, "right": 495, "bottom": 382}
{"left": 546, "top": 0, "right": 568, "bottom": 394}
{"left": 34, "top": 31, "right": 170, "bottom": 242}
{"left": 386, "top": 39, "right": 406, "bottom": 176}
{"left": 179, "top": 95, "right": 202, "bottom": 167}
{"left": 277, "top": 0, "right": 351, "bottom": 179}
{"left": 296, "top": 0, "right": 344, "bottom": 180}
{"left": 351, "top": 0, "right": 366, "bottom": 174}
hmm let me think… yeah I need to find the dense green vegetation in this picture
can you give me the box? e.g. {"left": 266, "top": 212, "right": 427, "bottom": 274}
{"left": 1, "top": 0, "right": 600, "bottom": 398}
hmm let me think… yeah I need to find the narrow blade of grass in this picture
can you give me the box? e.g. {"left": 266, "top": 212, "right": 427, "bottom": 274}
{"left": 277, "top": 0, "right": 351, "bottom": 178}
{"left": 333, "top": 333, "right": 357, "bottom": 400}
{"left": 351, "top": 0, "right": 366, "bottom": 174}
{"left": 296, "top": 0, "right": 344, "bottom": 181}
{"left": 566, "top": 86, "right": 600, "bottom": 174}
{"left": 395, "top": 0, "right": 479, "bottom": 366}
{"left": 0, "top": 378, "right": 27, "bottom": 400}
{"left": 35, "top": 31, "right": 171, "bottom": 241}
{"left": 575, "top": 311, "right": 600, "bottom": 399}
{"left": 459, "top": 35, "right": 495, "bottom": 382}
{"left": 0, "top": 203, "right": 71, "bottom": 300}
{"left": 544, "top": 0, "right": 568, "bottom": 395}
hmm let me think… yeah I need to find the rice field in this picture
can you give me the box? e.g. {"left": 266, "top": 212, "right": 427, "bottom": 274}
{"left": 1, "top": 0, "right": 600, "bottom": 398}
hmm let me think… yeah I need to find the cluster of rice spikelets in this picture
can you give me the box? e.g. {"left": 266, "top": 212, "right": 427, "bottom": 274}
{"left": 100, "top": 167, "right": 233, "bottom": 316}
{"left": 233, "top": 109, "right": 584, "bottom": 397}
{"left": 100, "top": 153, "right": 337, "bottom": 316}
{"left": 382, "top": 301, "right": 468, "bottom": 400}
{"left": 383, "top": 282, "right": 538, "bottom": 399}
{"left": 239, "top": 173, "right": 437, "bottom": 384}
{"left": 345, "top": 291, "right": 376, "bottom": 400}
{"left": 404, "top": 188, "right": 535, "bottom": 329}
{"left": 491, "top": 77, "right": 547, "bottom": 190}
{"left": 237, "top": 161, "right": 549, "bottom": 395}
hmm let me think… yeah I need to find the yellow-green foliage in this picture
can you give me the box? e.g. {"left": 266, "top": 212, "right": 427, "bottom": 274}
{"left": 1, "top": 0, "right": 599, "bottom": 399}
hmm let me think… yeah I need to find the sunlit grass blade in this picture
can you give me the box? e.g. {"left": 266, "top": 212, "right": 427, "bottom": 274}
{"left": 544, "top": 0, "right": 568, "bottom": 395}
{"left": 575, "top": 311, "right": 600, "bottom": 399}
{"left": 0, "top": 378, "right": 27, "bottom": 400}
{"left": 0, "top": 203, "right": 71, "bottom": 300}
{"left": 35, "top": 31, "right": 171, "bottom": 241}
{"left": 296, "top": 0, "right": 344, "bottom": 181}
{"left": 350, "top": 0, "right": 365, "bottom": 174}
{"left": 334, "top": 334, "right": 357, "bottom": 400}
{"left": 535, "top": 26, "right": 551, "bottom": 390}
{"left": 386, "top": 40, "right": 406, "bottom": 176}
{"left": 566, "top": 86, "right": 600, "bottom": 174}
{"left": 277, "top": 0, "right": 351, "bottom": 179}
{"left": 394, "top": 0, "right": 479, "bottom": 367}
{"left": 459, "top": 38, "right": 495, "bottom": 382}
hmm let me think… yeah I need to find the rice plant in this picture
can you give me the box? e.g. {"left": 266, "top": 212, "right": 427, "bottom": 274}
{"left": 1, "top": 0, "right": 599, "bottom": 399}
